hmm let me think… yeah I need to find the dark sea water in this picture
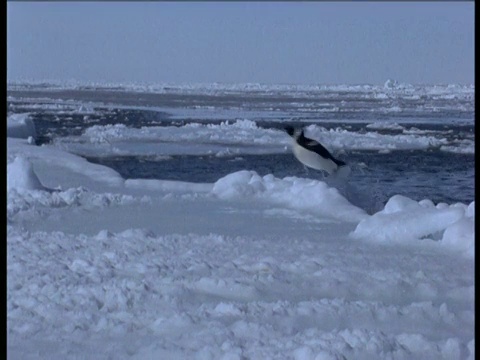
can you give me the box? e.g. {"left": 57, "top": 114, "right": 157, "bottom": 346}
{"left": 7, "top": 88, "right": 475, "bottom": 206}
{"left": 83, "top": 150, "right": 474, "bottom": 206}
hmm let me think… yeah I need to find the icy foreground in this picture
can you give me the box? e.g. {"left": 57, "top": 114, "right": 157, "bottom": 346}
{"left": 7, "top": 120, "right": 474, "bottom": 359}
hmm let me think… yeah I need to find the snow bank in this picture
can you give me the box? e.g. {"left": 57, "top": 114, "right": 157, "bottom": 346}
{"left": 8, "top": 101, "right": 99, "bottom": 115}
{"left": 125, "top": 178, "right": 212, "bottom": 193}
{"left": 304, "top": 125, "right": 449, "bottom": 152}
{"left": 7, "top": 117, "right": 474, "bottom": 359}
{"left": 8, "top": 79, "right": 474, "bottom": 100}
{"left": 8, "top": 137, "right": 125, "bottom": 189}
{"left": 7, "top": 113, "right": 37, "bottom": 140}
{"left": 442, "top": 201, "right": 475, "bottom": 256}
{"left": 212, "top": 170, "right": 368, "bottom": 223}
{"left": 440, "top": 141, "right": 475, "bottom": 155}
{"left": 366, "top": 122, "right": 405, "bottom": 131}
{"left": 7, "top": 186, "right": 149, "bottom": 221}
{"left": 351, "top": 195, "right": 474, "bottom": 257}
{"left": 7, "top": 156, "right": 46, "bottom": 191}
{"left": 82, "top": 119, "right": 275, "bottom": 145}
{"left": 49, "top": 119, "right": 470, "bottom": 158}
{"left": 7, "top": 225, "right": 474, "bottom": 359}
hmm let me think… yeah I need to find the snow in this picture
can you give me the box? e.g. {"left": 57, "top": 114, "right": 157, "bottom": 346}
{"left": 351, "top": 195, "right": 473, "bottom": 257}
{"left": 7, "top": 116, "right": 475, "bottom": 359}
{"left": 7, "top": 156, "right": 47, "bottom": 191}
{"left": 6, "top": 113, "right": 37, "bottom": 140}
{"left": 7, "top": 80, "right": 475, "bottom": 126}
{"left": 212, "top": 170, "right": 367, "bottom": 223}
{"left": 8, "top": 79, "right": 474, "bottom": 99}
{"left": 48, "top": 119, "right": 471, "bottom": 158}
{"left": 366, "top": 122, "right": 405, "bottom": 131}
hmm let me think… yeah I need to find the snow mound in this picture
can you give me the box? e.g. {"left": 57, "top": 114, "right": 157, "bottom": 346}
{"left": 384, "top": 79, "right": 399, "bottom": 89}
{"left": 7, "top": 186, "right": 149, "bottom": 219}
{"left": 8, "top": 137, "right": 125, "bottom": 188}
{"left": 7, "top": 113, "right": 37, "bottom": 140}
{"left": 366, "top": 122, "right": 405, "bottom": 131}
{"left": 212, "top": 170, "right": 368, "bottom": 223}
{"left": 7, "top": 156, "right": 46, "bottom": 192}
{"left": 442, "top": 216, "right": 475, "bottom": 257}
{"left": 383, "top": 79, "right": 414, "bottom": 91}
{"left": 351, "top": 195, "right": 474, "bottom": 256}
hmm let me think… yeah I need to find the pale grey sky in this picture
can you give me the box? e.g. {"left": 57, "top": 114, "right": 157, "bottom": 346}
{"left": 7, "top": 2, "right": 475, "bottom": 85}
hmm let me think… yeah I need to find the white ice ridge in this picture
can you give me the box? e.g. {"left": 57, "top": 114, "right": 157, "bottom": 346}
{"left": 351, "top": 195, "right": 474, "bottom": 257}
{"left": 7, "top": 113, "right": 37, "bottom": 140}
{"left": 7, "top": 156, "right": 46, "bottom": 191}
{"left": 47, "top": 119, "right": 473, "bottom": 158}
{"left": 7, "top": 78, "right": 475, "bottom": 98}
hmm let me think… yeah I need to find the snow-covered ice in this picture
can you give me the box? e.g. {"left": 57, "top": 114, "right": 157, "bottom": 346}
{"left": 7, "top": 79, "right": 475, "bottom": 100}
{"left": 7, "top": 114, "right": 474, "bottom": 359}
{"left": 45, "top": 119, "right": 472, "bottom": 159}
{"left": 7, "top": 113, "right": 37, "bottom": 140}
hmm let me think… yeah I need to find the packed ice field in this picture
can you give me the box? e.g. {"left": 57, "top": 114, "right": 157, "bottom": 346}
{"left": 7, "top": 81, "right": 475, "bottom": 359}
{"left": 7, "top": 80, "right": 474, "bottom": 156}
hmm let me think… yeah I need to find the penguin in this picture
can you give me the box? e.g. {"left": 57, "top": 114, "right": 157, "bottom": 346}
{"left": 285, "top": 125, "right": 348, "bottom": 176}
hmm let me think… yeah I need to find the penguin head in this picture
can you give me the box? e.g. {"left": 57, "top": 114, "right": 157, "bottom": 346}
{"left": 285, "top": 126, "right": 295, "bottom": 137}
{"left": 285, "top": 126, "right": 303, "bottom": 139}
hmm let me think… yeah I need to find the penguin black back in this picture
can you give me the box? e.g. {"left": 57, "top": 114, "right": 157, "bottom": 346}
{"left": 285, "top": 126, "right": 346, "bottom": 167}
{"left": 296, "top": 132, "right": 346, "bottom": 167}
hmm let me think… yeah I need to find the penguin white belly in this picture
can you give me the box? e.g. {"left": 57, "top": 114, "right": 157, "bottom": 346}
{"left": 292, "top": 142, "right": 338, "bottom": 174}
